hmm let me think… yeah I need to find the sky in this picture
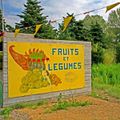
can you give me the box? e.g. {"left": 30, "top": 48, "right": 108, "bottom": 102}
{"left": 1, "top": 0, "right": 120, "bottom": 27}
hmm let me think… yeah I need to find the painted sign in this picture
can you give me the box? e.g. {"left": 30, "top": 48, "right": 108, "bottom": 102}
{"left": 8, "top": 42, "right": 85, "bottom": 98}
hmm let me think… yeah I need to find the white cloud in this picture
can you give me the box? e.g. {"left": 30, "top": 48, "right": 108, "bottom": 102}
{"left": 42, "top": 0, "right": 120, "bottom": 21}
{"left": 3, "top": 0, "right": 120, "bottom": 27}
{"left": 4, "top": 0, "right": 26, "bottom": 10}
{"left": 5, "top": 15, "right": 20, "bottom": 26}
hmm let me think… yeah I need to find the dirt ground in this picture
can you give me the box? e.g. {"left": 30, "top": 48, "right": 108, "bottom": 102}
{"left": 9, "top": 96, "right": 120, "bottom": 120}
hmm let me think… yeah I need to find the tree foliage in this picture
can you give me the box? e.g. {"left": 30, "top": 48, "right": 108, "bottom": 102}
{"left": 5, "top": 25, "right": 14, "bottom": 32}
{"left": 89, "top": 23, "right": 105, "bottom": 64}
{"left": 16, "top": 0, "right": 56, "bottom": 39}
{"left": 90, "top": 22, "right": 104, "bottom": 44}
{"left": 58, "top": 14, "right": 107, "bottom": 64}
{"left": 83, "top": 15, "right": 107, "bottom": 30}
{"left": 108, "top": 8, "right": 120, "bottom": 43}
{"left": 69, "top": 20, "right": 90, "bottom": 41}
{"left": 14, "top": 1, "right": 120, "bottom": 64}
{"left": 107, "top": 8, "right": 120, "bottom": 63}
{"left": 58, "top": 14, "right": 91, "bottom": 41}
{"left": 57, "top": 14, "right": 75, "bottom": 40}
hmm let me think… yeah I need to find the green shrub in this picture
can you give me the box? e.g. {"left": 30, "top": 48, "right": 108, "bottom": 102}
{"left": 0, "top": 107, "right": 13, "bottom": 118}
{"left": 92, "top": 64, "right": 120, "bottom": 98}
{"left": 92, "top": 43, "right": 104, "bottom": 64}
{"left": 0, "top": 99, "right": 48, "bottom": 118}
{"left": 51, "top": 101, "right": 92, "bottom": 111}
{"left": 116, "top": 43, "right": 120, "bottom": 63}
{"left": 103, "top": 49, "right": 116, "bottom": 64}
{"left": 92, "top": 64, "right": 120, "bottom": 85}
{"left": 12, "top": 104, "right": 25, "bottom": 109}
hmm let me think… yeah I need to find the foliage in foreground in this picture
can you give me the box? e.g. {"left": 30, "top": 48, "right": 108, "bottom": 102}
{"left": 50, "top": 101, "right": 92, "bottom": 112}
{"left": 0, "top": 100, "right": 48, "bottom": 118}
{"left": 92, "top": 64, "right": 120, "bottom": 99}
{"left": 44, "top": 93, "right": 92, "bottom": 113}
{"left": 0, "top": 94, "right": 92, "bottom": 118}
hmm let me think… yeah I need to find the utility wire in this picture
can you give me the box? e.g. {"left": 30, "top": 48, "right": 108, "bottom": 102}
{"left": 1, "top": 2, "right": 120, "bottom": 30}
{"left": 2, "top": 4, "right": 108, "bottom": 24}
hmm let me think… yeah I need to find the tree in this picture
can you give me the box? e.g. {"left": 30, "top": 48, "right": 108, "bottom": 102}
{"left": 57, "top": 14, "right": 75, "bottom": 40}
{"left": 108, "top": 8, "right": 120, "bottom": 43}
{"left": 16, "top": 0, "right": 47, "bottom": 32}
{"left": 92, "top": 43, "right": 104, "bottom": 64}
{"left": 58, "top": 14, "right": 90, "bottom": 41}
{"left": 5, "top": 24, "right": 14, "bottom": 32}
{"left": 58, "top": 24, "right": 74, "bottom": 40}
{"left": 108, "top": 8, "right": 120, "bottom": 63}
{"left": 90, "top": 22, "right": 105, "bottom": 45}
{"left": 16, "top": 0, "right": 56, "bottom": 39}
{"left": 35, "top": 24, "right": 57, "bottom": 39}
{"left": 69, "top": 20, "right": 90, "bottom": 41}
{"left": 83, "top": 15, "right": 115, "bottom": 49}
{"left": 83, "top": 15, "right": 107, "bottom": 30}
{"left": 90, "top": 23, "right": 105, "bottom": 64}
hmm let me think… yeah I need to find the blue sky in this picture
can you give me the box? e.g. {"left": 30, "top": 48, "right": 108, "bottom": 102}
{"left": 1, "top": 0, "right": 120, "bottom": 27}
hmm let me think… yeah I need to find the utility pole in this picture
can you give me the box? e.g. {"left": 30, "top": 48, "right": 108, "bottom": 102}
{"left": 0, "top": 0, "right": 3, "bottom": 108}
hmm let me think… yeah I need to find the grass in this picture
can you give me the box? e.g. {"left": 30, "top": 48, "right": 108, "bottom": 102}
{"left": 1, "top": 63, "right": 120, "bottom": 118}
{"left": 44, "top": 98, "right": 92, "bottom": 113}
{"left": 0, "top": 100, "right": 48, "bottom": 118}
{"left": 50, "top": 101, "right": 92, "bottom": 112}
{"left": 0, "top": 95, "right": 92, "bottom": 118}
{"left": 92, "top": 64, "right": 120, "bottom": 99}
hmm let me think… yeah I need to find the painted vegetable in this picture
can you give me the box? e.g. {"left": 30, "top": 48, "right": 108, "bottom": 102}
{"left": 9, "top": 45, "right": 62, "bottom": 93}
{"left": 9, "top": 45, "right": 49, "bottom": 70}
